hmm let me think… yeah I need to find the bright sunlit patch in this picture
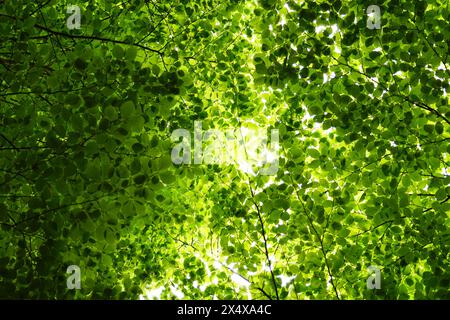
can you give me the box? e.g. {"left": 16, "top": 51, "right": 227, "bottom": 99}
{"left": 284, "top": 2, "right": 295, "bottom": 12}
{"left": 438, "top": 62, "right": 448, "bottom": 70}
{"left": 140, "top": 286, "right": 164, "bottom": 300}
{"left": 278, "top": 274, "right": 296, "bottom": 287}
{"left": 330, "top": 24, "right": 339, "bottom": 37}
{"left": 315, "top": 25, "right": 327, "bottom": 33}
{"left": 228, "top": 124, "right": 279, "bottom": 176}
{"left": 332, "top": 44, "right": 341, "bottom": 54}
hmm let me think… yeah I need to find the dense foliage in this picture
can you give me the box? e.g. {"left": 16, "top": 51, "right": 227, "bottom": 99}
{"left": 0, "top": 0, "right": 449, "bottom": 299}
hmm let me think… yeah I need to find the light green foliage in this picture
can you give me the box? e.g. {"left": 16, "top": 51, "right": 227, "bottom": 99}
{"left": 0, "top": 0, "right": 449, "bottom": 300}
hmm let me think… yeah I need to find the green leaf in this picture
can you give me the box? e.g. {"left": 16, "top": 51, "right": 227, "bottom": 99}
{"left": 436, "top": 188, "right": 447, "bottom": 201}
{"left": 126, "top": 47, "right": 138, "bottom": 61}
{"left": 435, "top": 122, "right": 443, "bottom": 134}
{"left": 307, "top": 148, "right": 321, "bottom": 159}
{"left": 132, "top": 143, "right": 144, "bottom": 153}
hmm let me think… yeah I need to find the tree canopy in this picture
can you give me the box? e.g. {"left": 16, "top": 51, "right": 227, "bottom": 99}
{"left": 0, "top": 0, "right": 449, "bottom": 299}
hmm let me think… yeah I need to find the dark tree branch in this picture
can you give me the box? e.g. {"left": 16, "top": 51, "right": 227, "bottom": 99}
{"left": 248, "top": 180, "right": 280, "bottom": 300}
{"left": 283, "top": 151, "right": 340, "bottom": 300}
{"left": 34, "top": 24, "right": 163, "bottom": 55}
